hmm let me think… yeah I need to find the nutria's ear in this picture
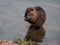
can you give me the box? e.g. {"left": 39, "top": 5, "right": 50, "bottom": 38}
{"left": 35, "top": 6, "right": 46, "bottom": 25}
{"left": 39, "top": 12, "right": 46, "bottom": 26}
{"left": 34, "top": 6, "right": 43, "bottom": 12}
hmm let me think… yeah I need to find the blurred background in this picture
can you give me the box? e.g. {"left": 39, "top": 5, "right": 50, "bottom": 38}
{"left": 0, "top": 0, "right": 60, "bottom": 45}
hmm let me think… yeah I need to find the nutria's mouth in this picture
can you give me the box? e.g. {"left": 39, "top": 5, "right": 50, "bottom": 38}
{"left": 24, "top": 18, "right": 35, "bottom": 24}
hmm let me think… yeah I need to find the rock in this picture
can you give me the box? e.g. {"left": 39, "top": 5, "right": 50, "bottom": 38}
{"left": 0, "top": 40, "right": 18, "bottom": 45}
{"left": 0, "top": 39, "right": 35, "bottom": 45}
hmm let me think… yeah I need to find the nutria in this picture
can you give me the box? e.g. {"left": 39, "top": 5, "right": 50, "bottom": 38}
{"left": 24, "top": 6, "right": 46, "bottom": 43}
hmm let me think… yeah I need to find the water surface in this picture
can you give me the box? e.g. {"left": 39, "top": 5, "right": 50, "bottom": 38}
{"left": 0, "top": 0, "right": 60, "bottom": 45}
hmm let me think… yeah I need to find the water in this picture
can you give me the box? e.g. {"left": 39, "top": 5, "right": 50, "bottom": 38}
{"left": 0, "top": 0, "right": 60, "bottom": 45}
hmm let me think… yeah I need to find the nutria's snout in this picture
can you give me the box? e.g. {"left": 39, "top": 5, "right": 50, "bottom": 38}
{"left": 24, "top": 14, "right": 34, "bottom": 24}
{"left": 24, "top": 7, "right": 35, "bottom": 24}
{"left": 24, "top": 13, "right": 32, "bottom": 21}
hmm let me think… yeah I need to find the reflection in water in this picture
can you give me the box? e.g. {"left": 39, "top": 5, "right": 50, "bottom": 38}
{"left": 24, "top": 6, "right": 46, "bottom": 45}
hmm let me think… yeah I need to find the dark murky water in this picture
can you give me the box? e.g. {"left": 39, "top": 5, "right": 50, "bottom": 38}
{"left": 0, "top": 0, "right": 60, "bottom": 45}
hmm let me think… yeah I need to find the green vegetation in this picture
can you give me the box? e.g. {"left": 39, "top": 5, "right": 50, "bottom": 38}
{"left": 13, "top": 39, "right": 34, "bottom": 45}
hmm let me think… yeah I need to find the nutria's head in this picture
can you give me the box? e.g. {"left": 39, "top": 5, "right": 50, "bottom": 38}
{"left": 24, "top": 6, "right": 46, "bottom": 26}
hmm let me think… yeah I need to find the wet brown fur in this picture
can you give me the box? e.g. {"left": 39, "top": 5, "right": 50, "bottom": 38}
{"left": 24, "top": 6, "right": 46, "bottom": 43}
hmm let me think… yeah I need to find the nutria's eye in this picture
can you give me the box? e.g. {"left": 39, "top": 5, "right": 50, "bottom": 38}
{"left": 31, "top": 9, "right": 33, "bottom": 11}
